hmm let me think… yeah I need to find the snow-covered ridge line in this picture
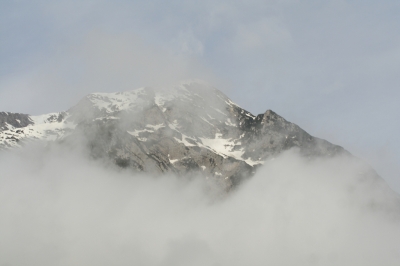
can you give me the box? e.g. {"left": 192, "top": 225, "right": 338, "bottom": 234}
{"left": 79, "top": 81, "right": 237, "bottom": 115}
{"left": 1, "top": 81, "right": 346, "bottom": 188}
{"left": 3, "top": 82, "right": 258, "bottom": 165}
{"left": 1, "top": 112, "right": 75, "bottom": 149}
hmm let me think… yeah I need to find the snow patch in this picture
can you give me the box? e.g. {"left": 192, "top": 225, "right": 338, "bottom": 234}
{"left": 0, "top": 113, "right": 76, "bottom": 149}
{"left": 146, "top": 123, "right": 165, "bottom": 130}
{"left": 127, "top": 123, "right": 165, "bottom": 139}
{"left": 88, "top": 88, "right": 146, "bottom": 113}
{"left": 225, "top": 118, "right": 236, "bottom": 127}
{"left": 200, "top": 133, "right": 244, "bottom": 160}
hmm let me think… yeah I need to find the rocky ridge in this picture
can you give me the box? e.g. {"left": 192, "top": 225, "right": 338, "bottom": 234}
{"left": 0, "top": 81, "right": 349, "bottom": 188}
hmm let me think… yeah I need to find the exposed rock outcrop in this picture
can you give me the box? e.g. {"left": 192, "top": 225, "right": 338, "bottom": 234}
{"left": 0, "top": 81, "right": 351, "bottom": 189}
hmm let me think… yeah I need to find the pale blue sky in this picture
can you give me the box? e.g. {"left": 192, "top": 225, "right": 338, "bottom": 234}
{"left": 1, "top": 0, "right": 399, "bottom": 192}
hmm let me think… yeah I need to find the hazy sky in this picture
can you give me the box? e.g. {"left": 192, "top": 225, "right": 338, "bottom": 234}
{"left": 0, "top": 0, "right": 399, "bottom": 192}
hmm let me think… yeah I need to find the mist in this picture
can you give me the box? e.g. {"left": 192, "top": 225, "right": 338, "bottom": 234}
{"left": 0, "top": 30, "right": 221, "bottom": 117}
{"left": 1, "top": 143, "right": 399, "bottom": 266}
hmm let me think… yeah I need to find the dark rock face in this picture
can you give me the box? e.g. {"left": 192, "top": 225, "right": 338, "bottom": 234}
{"left": 0, "top": 81, "right": 351, "bottom": 189}
{"left": 239, "top": 109, "right": 349, "bottom": 161}
{"left": 0, "top": 112, "right": 33, "bottom": 130}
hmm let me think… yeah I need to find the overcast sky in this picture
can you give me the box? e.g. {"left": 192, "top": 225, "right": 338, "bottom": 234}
{"left": 1, "top": 0, "right": 399, "bottom": 192}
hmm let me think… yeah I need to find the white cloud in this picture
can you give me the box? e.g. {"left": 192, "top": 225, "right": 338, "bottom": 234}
{"left": 0, "top": 30, "right": 220, "bottom": 115}
{"left": 0, "top": 144, "right": 399, "bottom": 265}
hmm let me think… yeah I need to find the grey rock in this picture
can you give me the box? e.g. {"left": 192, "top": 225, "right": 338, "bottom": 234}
{"left": 0, "top": 112, "right": 33, "bottom": 130}
{"left": 0, "top": 81, "right": 390, "bottom": 192}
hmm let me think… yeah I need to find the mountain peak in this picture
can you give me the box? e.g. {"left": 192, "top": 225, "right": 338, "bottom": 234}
{"left": 0, "top": 83, "right": 349, "bottom": 189}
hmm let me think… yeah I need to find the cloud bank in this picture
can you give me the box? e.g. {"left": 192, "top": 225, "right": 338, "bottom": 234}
{"left": 0, "top": 144, "right": 399, "bottom": 265}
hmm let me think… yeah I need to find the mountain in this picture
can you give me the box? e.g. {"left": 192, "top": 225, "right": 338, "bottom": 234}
{"left": 0, "top": 81, "right": 355, "bottom": 189}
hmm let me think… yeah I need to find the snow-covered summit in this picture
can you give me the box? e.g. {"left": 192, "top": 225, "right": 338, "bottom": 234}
{"left": 0, "top": 81, "right": 347, "bottom": 189}
{"left": 71, "top": 80, "right": 230, "bottom": 114}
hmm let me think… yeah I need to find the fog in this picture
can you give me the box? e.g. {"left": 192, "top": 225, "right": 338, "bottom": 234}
{"left": 1, "top": 2, "right": 399, "bottom": 264}
{"left": 1, "top": 143, "right": 399, "bottom": 265}
{"left": 0, "top": 31, "right": 221, "bottom": 116}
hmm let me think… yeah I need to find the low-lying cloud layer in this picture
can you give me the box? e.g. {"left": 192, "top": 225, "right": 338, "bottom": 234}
{"left": 1, "top": 144, "right": 399, "bottom": 265}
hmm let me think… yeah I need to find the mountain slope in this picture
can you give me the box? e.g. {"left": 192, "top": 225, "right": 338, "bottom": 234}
{"left": 0, "top": 81, "right": 350, "bottom": 188}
